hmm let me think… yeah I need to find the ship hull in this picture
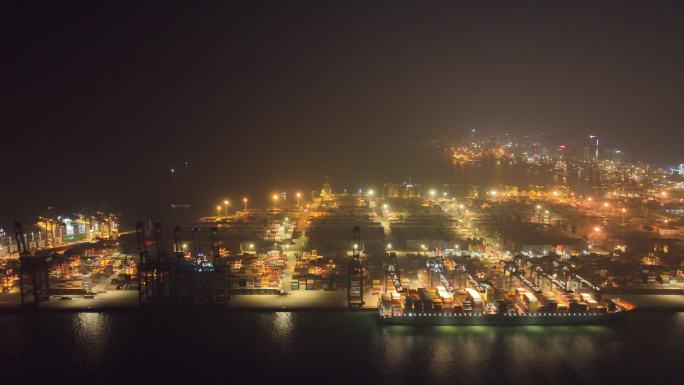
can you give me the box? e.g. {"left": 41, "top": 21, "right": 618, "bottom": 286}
{"left": 378, "top": 311, "right": 627, "bottom": 326}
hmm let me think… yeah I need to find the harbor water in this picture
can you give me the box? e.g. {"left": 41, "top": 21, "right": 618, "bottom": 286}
{"left": 1, "top": 310, "right": 682, "bottom": 385}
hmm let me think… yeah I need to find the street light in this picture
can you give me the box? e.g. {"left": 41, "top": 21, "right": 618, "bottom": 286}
{"left": 368, "top": 189, "right": 375, "bottom": 197}
{"left": 216, "top": 205, "right": 222, "bottom": 218}
{"left": 296, "top": 192, "right": 301, "bottom": 206}
{"left": 386, "top": 243, "right": 392, "bottom": 250}
{"left": 243, "top": 197, "right": 248, "bottom": 211}
{"left": 272, "top": 194, "right": 278, "bottom": 210}
{"left": 223, "top": 200, "right": 230, "bottom": 217}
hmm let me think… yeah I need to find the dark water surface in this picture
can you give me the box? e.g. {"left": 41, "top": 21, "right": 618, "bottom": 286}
{"left": 448, "top": 160, "right": 591, "bottom": 195}
{"left": 1, "top": 311, "right": 682, "bottom": 385}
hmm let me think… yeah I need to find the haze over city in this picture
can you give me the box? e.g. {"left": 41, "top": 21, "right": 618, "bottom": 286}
{"left": 3, "top": 1, "right": 683, "bottom": 224}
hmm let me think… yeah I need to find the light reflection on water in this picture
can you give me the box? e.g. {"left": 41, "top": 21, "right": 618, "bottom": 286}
{"left": 0, "top": 311, "right": 681, "bottom": 385}
{"left": 381, "top": 323, "right": 615, "bottom": 385}
{"left": 448, "top": 161, "right": 591, "bottom": 195}
{"left": 72, "top": 312, "right": 109, "bottom": 359}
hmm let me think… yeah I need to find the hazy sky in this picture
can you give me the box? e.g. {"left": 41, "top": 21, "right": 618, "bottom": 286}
{"left": 2, "top": 0, "right": 683, "bottom": 224}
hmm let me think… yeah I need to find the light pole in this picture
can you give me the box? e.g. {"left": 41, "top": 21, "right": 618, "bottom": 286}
{"left": 272, "top": 194, "right": 278, "bottom": 210}
{"left": 592, "top": 226, "right": 601, "bottom": 246}
{"left": 224, "top": 200, "right": 230, "bottom": 217}
{"left": 216, "top": 205, "right": 222, "bottom": 218}
{"left": 296, "top": 192, "right": 301, "bottom": 206}
{"left": 243, "top": 197, "right": 248, "bottom": 211}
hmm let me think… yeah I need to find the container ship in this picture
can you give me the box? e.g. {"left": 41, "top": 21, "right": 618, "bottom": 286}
{"left": 378, "top": 287, "right": 630, "bottom": 325}
{"left": 378, "top": 253, "right": 632, "bottom": 325}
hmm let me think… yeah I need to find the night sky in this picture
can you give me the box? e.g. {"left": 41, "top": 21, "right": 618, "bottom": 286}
{"left": 2, "top": 1, "right": 683, "bottom": 225}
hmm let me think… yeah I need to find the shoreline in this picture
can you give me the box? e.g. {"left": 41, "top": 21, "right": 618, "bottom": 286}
{"left": 2, "top": 291, "right": 684, "bottom": 314}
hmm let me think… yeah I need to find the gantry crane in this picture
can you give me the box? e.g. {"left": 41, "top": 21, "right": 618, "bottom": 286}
{"left": 426, "top": 253, "right": 454, "bottom": 293}
{"left": 386, "top": 251, "right": 404, "bottom": 293}
{"left": 15, "top": 222, "right": 51, "bottom": 306}
{"left": 347, "top": 226, "right": 364, "bottom": 306}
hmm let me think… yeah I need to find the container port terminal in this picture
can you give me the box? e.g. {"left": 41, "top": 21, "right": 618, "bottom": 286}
{"left": 2, "top": 133, "right": 684, "bottom": 314}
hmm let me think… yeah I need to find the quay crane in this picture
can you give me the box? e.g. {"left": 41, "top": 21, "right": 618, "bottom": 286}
{"left": 137, "top": 222, "right": 168, "bottom": 303}
{"left": 172, "top": 225, "right": 184, "bottom": 261}
{"left": 504, "top": 260, "right": 542, "bottom": 294}
{"left": 192, "top": 227, "right": 204, "bottom": 266}
{"left": 458, "top": 258, "right": 486, "bottom": 293}
{"left": 556, "top": 256, "right": 601, "bottom": 293}
{"left": 437, "top": 253, "right": 488, "bottom": 293}
{"left": 531, "top": 254, "right": 601, "bottom": 294}
{"left": 211, "top": 227, "right": 220, "bottom": 263}
{"left": 426, "top": 252, "right": 454, "bottom": 293}
{"left": 534, "top": 264, "right": 572, "bottom": 293}
{"left": 136, "top": 222, "right": 230, "bottom": 305}
{"left": 467, "top": 276, "right": 486, "bottom": 293}
{"left": 154, "top": 222, "right": 164, "bottom": 259}
{"left": 210, "top": 226, "right": 229, "bottom": 303}
{"left": 347, "top": 226, "right": 364, "bottom": 307}
{"left": 386, "top": 251, "right": 404, "bottom": 293}
{"left": 14, "top": 222, "right": 51, "bottom": 306}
